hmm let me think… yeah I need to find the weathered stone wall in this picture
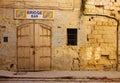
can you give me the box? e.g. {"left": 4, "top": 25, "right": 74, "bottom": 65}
{"left": 0, "top": 8, "right": 16, "bottom": 71}
{"left": 80, "top": 0, "right": 120, "bottom": 70}
{"left": 85, "top": 0, "right": 120, "bottom": 17}
{"left": 0, "top": 0, "right": 120, "bottom": 71}
{"left": 1, "top": 0, "right": 75, "bottom": 10}
{"left": 80, "top": 16, "right": 117, "bottom": 70}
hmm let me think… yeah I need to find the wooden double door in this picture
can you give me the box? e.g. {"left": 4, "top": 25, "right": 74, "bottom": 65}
{"left": 17, "top": 23, "right": 51, "bottom": 71}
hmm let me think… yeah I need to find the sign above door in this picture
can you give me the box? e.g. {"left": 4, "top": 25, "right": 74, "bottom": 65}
{"left": 15, "top": 9, "right": 54, "bottom": 19}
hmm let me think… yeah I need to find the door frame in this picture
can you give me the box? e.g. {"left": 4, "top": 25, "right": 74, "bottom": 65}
{"left": 16, "top": 21, "right": 52, "bottom": 72}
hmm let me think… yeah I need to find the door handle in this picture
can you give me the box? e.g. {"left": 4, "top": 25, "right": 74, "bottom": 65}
{"left": 33, "top": 50, "right": 35, "bottom": 55}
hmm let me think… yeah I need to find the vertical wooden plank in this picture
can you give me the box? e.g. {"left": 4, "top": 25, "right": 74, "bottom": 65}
{"left": 0, "top": 0, "right": 3, "bottom": 5}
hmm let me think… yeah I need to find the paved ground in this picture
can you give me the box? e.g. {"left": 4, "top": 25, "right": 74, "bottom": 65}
{"left": 0, "top": 81, "right": 119, "bottom": 83}
{"left": 0, "top": 70, "right": 120, "bottom": 78}
{"left": 0, "top": 70, "right": 120, "bottom": 83}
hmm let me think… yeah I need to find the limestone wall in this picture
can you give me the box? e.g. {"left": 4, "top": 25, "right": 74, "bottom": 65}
{"left": 0, "top": 0, "right": 120, "bottom": 71}
{"left": 85, "top": 0, "right": 120, "bottom": 18}
{"left": 80, "top": 16, "right": 117, "bottom": 70}
{"left": 80, "top": 0, "right": 120, "bottom": 70}
{"left": 0, "top": 8, "right": 16, "bottom": 71}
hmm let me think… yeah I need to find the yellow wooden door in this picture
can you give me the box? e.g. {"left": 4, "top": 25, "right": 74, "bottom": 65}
{"left": 17, "top": 24, "right": 35, "bottom": 71}
{"left": 17, "top": 23, "right": 51, "bottom": 71}
{"left": 35, "top": 24, "right": 51, "bottom": 71}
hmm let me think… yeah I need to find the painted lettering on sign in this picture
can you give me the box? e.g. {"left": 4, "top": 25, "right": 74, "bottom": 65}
{"left": 15, "top": 9, "right": 54, "bottom": 19}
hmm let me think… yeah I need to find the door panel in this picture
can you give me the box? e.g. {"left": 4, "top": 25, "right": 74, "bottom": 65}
{"left": 18, "top": 24, "right": 34, "bottom": 71}
{"left": 35, "top": 24, "right": 51, "bottom": 70}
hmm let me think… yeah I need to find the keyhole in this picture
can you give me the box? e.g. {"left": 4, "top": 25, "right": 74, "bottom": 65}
{"left": 33, "top": 50, "right": 35, "bottom": 55}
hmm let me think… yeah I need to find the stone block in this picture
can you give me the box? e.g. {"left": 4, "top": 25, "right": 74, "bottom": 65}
{"left": 101, "top": 43, "right": 114, "bottom": 48}
{"left": 104, "top": 38, "right": 115, "bottom": 43}
{"left": 107, "top": 21, "right": 114, "bottom": 25}
{"left": 101, "top": 51, "right": 110, "bottom": 56}
{"left": 88, "top": 34, "right": 102, "bottom": 39}
{"left": 47, "top": 2, "right": 59, "bottom": 7}
{"left": 103, "top": 10, "right": 111, "bottom": 15}
{"left": 109, "top": 6, "right": 115, "bottom": 11}
{"left": 102, "top": 22, "right": 109, "bottom": 26}
{"left": 91, "top": 30, "right": 98, "bottom": 34}
{"left": 86, "top": 29, "right": 91, "bottom": 34}
{"left": 94, "top": 35, "right": 102, "bottom": 39}
{"left": 110, "top": 60, "right": 116, "bottom": 64}
{"left": 102, "top": 35, "right": 115, "bottom": 39}
{"left": 109, "top": 54, "right": 116, "bottom": 59}
{"left": 95, "top": 64, "right": 104, "bottom": 70}
{"left": 114, "top": 3, "right": 120, "bottom": 7}
{"left": 94, "top": 2, "right": 100, "bottom": 5}
{"left": 111, "top": 0, "right": 115, "bottom": 2}
{"left": 87, "top": 34, "right": 94, "bottom": 38}
{"left": 72, "top": 58, "right": 80, "bottom": 70}
{"left": 91, "top": 9, "right": 98, "bottom": 13}
{"left": 59, "top": 3, "right": 72, "bottom": 8}
{"left": 104, "top": 65, "right": 112, "bottom": 71}
{"left": 118, "top": 64, "right": 120, "bottom": 71}
{"left": 103, "top": 26, "right": 116, "bottom": 31}
{"left": 97, "top": 59, "right": 104, "bottom": 65}
{"left": 89, "top": 38, "right": 97, "bottom": 43}
{"left": 96, "top": 21, "right": 102, "bottom": 25}
{"left": 104, "top": 6, "right": 110, "bottom": 10}
{"left": 97, "top": 30, "right": 114, "bottom": 35}
{"left": 95, "top": 26, "right": 103, "bottom": 30}
{"left": 86, "top": 5, "right": 95, "bottom": 9}
{"left": 0, "top": 57, "right": 4, "bottom": 65}
{"left": 95, "top": 0, "right": 101, "bottom": 1}
{"left": 109, "top": 2, "right": 114, "bottom": 6}
{"left": 112, "top": 21, "right": 117, "bottom": 25}
{"left": 74, "top": 0, "right": 81, "bottom": 9}
{"left": 86, "top": 1, "right": 95, "bottom": 5}
{"left": 97, "top": 39, "right": 104, "bottom": 43}
{"left": 102, "top": 1, "right": 109, "bottom": 5}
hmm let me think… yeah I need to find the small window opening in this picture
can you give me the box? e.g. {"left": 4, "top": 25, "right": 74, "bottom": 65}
{"left": 3, "top": 37, "right": 8, "bottom": 42}
{"left": 67, "top": 29, "right": 77, "bottom": 46}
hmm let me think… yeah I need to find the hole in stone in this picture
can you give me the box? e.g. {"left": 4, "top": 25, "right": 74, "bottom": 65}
{"left": 57, "top": 26, "right": 61, "bottom": 28}
{"left": 89, "top": 18, "right": 91, "bottom": 21}
{"left": 1, "top": 26, "right": 6, "bottom": 28}
{"left": 118, "top": 11, "right": 120, "bottom": 14}
{"left": 95, "top": 5, "right": 104, "bottom": 7}
{"left": 87, "top": 37, "right": 89, "bottom": 41}
{"left": 96, "top": 60, "right": 99, "bottom": 63}
{"left": 10, "top": 64, "right": 14, "bottom": 68}
{"left": 91, "top": 17, "right": 94, "bottom": 19}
